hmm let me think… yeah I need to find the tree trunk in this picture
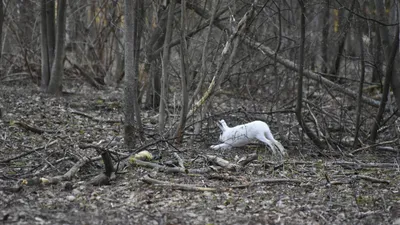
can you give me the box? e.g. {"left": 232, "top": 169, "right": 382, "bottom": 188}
{"left": 370, "top": 27, "right": 399, "bottom": 141}
{"left": 296, "top": 0, "right": 324, "bottom": 149}
{"left": 124, "top": 0, "right": 141, "bottom": 149}
{"left": 329, "top": 1, "right": 355, "bottom": 77}
{"left": 174, "top": 0, "right": 189, "bottom": 143}
{"left": 320, "top": 0, "right": 329, "bottom": 73}
{"left": 159, "top": 0, "right": 175, "bottom": 134}
{"left": 40, "top": 0, "right": 50, "bottom": 91}
{"left": 46, "top": 0, "right": 56, "bottom": 71}
{"left": 353, "top": 15, "right": 366, "bottom": 147}
{"left": 0, "top": 0, "right": 4, "bottom": 62}
{"left": 134, "top": 0, "right": 144, "bottom": 138}
{"left": 47, "top": 0, "right": 67, "bottom": 95}
{"left": 144, "top": 5, "right": 169, "bottom": 109}
{"left": 371, "top": 22, "right": 383, "bottom": 83}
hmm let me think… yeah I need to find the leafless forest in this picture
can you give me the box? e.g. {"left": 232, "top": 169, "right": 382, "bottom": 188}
{"left": 1, "top": 0, "right": 400, "bottom": 224}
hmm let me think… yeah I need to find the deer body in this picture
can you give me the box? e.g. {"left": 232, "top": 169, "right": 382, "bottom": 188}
{"left": 211, "top": 120, "right": 286, "bottom": 155}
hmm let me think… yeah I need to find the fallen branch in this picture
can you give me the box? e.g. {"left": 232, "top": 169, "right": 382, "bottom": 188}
{"left": 131, "top": 159, "right": 212, "bottom": 174}
{"left": 1, "top": 140, "right": 58, "bottom": 163}
{"left": 330, "top": 174, "right": 390, "bottom": 185}
{"left": 142, "top": 175, "right": 219, "bottom": 192}
{"left": 70, "top": 109, "right": 121, "bottom": 124}
{"left": 14, "top": 121, "right": 56, "bottom": 134}
{"left": 230, "top": 178, "right": 302, "bottom": 189}
{"left": 350, "top": 138, "right": 398, "bottom": 155}
{"left": 237, "top": 153, "right": 258, "bottom": 167}
{"left": 332, "top": 161, "right": 399, "bottom": 169}
{"left": 206, "top": 155, "right": 240, "bottom": 171}
{"left": 44, "top": 156, "right": 101, "bottom": 184}
{"left": 356, "top": 175, "right": 390, "bottom": 184}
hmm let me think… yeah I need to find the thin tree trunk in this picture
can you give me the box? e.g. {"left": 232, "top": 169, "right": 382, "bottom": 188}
{"left": 374, "top": 0, "right": 400, "bottom": 109}
{"left": 371, "top": 22, "right": 383, "bottom": 83}
{"left": 46, "top": 0, "right": 55, "bottom": 71}
{"left": 321, "top": 0, "right": 329, "bottom": 73}
{"left": 40, "top": 0, "right": 50, "bottom": 91}
{"left": 188, "top": 0, "right": 219, "bottom": 108}
{"left": 296, "top": 0, "right": 324, "bottom": 149}
{"left": 330, "top": 0, "right": 355, "bottom": 77}
{"left": 0, "top": 0, "right": 4, "bottom": 62}
{"left": 159, "top": 0, "right": 175, "bottom": 134}
{"left": 124, "top": 0, "right": 137, "bottom": 149}
{"left": 353, "top": 16, "right": 366, "bottom": 148}
{"left": 47, "top": 0, "right": 67, "bottom": 95}
{"left": 144, "top": 6, "right": 169, "bottom": 109}
{"left": 133, "top": 0, "right": 144, "bottom": 139}
{"left": 174, "top": 0, "right": 189, "bottom": 143}
{"left": 370, "top": 27, "right": 399, "bottom": 141}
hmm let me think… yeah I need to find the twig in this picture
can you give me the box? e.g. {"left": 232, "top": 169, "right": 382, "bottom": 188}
{"left": 356, "top": 175, "right": 390, "bottom": 184}
{"left": 14, "top": 121, "right": 56, "bottom": 134}
{"left": 44, "top": 156, "right": 101, "bottom": 184}
{"left": 0, "top": 140, "right": 58, "bottom": 163}
{"left": 350, "top": 138, "right": 398, "bottom": 155}
{"left": 237, "top": 153, "right": 258, "bottom": 167}
{"left": 142, "top": 175, "right": 219, "bottom": 192}
{"left": 332, "top": 161, "right": 399, "bottom": 169}
{"left": 230, "top": 178, "right": 302, "bottom": 189}
{"left": 131, "top": 159, "right": 211, "bottom": 174}
{"left": 356, "top": 210, "right": 384, "bottom": 219}
{"left": 70, "top": 109, "right": 121, "bottom": 123}
{"left": 206, "top": 155, "right": 240, "bottom": 171}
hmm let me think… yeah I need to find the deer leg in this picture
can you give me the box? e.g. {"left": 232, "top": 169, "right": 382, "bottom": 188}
{"left": 255, "top": 134, "right": 277, "bottom": 154}
{"left": 210, "top": 143, "right": 232, "bottom": 150}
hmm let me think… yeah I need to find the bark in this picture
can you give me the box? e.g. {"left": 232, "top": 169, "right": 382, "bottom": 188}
{"left": 40, "top": 0, "right": 50, "bottom": 91}
{"left": 159, "top": 0, "right": 176, "bottom": 134}
{"left": 321, "top": 0, "right": 330, "bottom": 73}
{"left": 47, "top": 0, "right": 67, "bottom": 95}
{"left": 296, "top": 0, "right": 324, "bottom": 149}
{"left": 46, "top": 0, "right": 56, "bottom": 71}
{"left": 371, "top": 22, "right": 383, "bottom": 83}
{"left": 144, "top": 6, "right": 169, "bottom": 109}
{"left": 374, "top": 0, "right": 400, "bottom": 109}
{"left": 124, "top": 0, "right": 139, "bottom": 149}
{"left": 329, "top": 0, "right": 356, "bottom": 77}
{"left": 174, "top": 0, "right": 189, "bottom": 143}
{"left": 134, "top": 0, "right": 144, "bottom": 138}
{"left": 353, "top": 16, "right": 366, "bottom": 147}
{"left": 370, "top": 27, "right": 399, "bottom": 142}
{"left": 188, "top": 0, "right": 219, "bottom": 108}
{"left": 0, "top": 0, "right": 4, "bottom": 62}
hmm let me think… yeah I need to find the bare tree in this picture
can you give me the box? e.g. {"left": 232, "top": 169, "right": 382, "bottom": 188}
{"left": 353, "top": 15, "right": 366, "bottom": 147}
{"left": 329, "top": 0, "right": 355, "bottom": 77}
{"left": 124, "top": 0, "right": 143, "bottom": 148}
{"left": 370, "top": 26, "right": 399, "bottom": 142}
{"left": 40, "top": 0, "right": 50, "bottom": 91}
{"left": 296, "top": 0, "right": 324, "bottom": 149}
{"left": 174, "top": 0, "right": 189, "bottom": 143}
{"left": 0, "top": 0, "right": 4, "bottom": 62}
{"left": 159, "top": 0, "right": 176, "bottom": 134}
{"left": 320, "top": 0, "right": 330, "bottom": 73}
{"left": 47, "top": 0, "right": 67, "bottom": 94}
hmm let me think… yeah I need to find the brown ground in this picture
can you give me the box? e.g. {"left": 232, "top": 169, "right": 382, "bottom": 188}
{"left": 1, "top": 83, "right": 399, "bottom": 225}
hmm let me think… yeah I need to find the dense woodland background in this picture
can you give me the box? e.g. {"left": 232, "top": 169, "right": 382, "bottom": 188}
{"left": 1, "top": 0, "right": 400, "bottom": 224}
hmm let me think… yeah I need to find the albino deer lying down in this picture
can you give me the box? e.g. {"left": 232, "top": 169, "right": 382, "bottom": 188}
{"left": 210, "top": 120, "right": 286, "bottom": 156}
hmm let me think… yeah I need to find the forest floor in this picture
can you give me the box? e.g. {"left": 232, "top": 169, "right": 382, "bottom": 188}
{"left": 1, "top": 82, "right": 400, "bottom": 225}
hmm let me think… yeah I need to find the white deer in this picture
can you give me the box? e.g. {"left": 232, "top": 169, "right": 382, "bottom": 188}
{"left": 210, "top": 120, "right": 286, "bottom": 156}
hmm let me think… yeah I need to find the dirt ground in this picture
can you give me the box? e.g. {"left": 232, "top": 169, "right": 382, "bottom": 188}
{"left": 1, "top": 83, "right": 400, "bottom": 225}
